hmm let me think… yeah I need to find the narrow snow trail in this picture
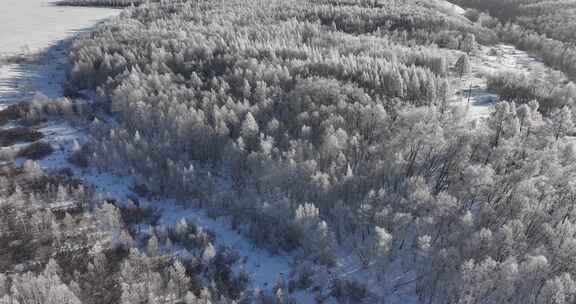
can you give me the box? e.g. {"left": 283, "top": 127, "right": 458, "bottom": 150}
{"left": 27, "top": 123, "right": 301, "bottom": 291}
{"left": 23, "top": 122, "right": 303, "bottom": 295}
{"left": 1, "top": 1, "right": 305, "bottom": 299}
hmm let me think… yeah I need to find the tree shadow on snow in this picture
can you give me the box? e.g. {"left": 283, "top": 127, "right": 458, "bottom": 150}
{"left": 0, "top": 26, "right": 98, "bottom": 108}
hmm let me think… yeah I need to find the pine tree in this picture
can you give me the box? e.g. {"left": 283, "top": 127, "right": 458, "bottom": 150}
{"left": 461, "top": 33, "right": 477, "bottom": 55}
{"left": 375, "top": 226, "right": 392, "bottom": 256}
{"left": 390, "top": 69, "right": 405, "bottom": 98}
{"left": 202, "top": 243, "right": 216, "bottom": 263}
{"left": 168, "top": 260, "right": 190, "bottom": 299}
{"left": 550, "top": 106, "right": 575, "bottom": 141}
{"left": 241, "top": 113, "right": 259, "bottom": 137}
{"left": 438, "top": 78, "right": 451, "bottom": 111}
{"left": 455, "top": 54, "right": 472, "bottom": 79}
{"left": 240, "top": 112, "right": 260, "bottom": 151}
{"left": 147, "top": 233, "right": 159, "bottom": 256}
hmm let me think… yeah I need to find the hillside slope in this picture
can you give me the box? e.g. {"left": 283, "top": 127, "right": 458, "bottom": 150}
{"left": 1, "top": 0, "right": 576, "bottom": 303}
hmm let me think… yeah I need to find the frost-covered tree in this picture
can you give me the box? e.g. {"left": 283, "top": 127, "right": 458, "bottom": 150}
{"left": 549, "top": 106, "right": 574, "bottom": 141}
{"left": 56, "top": 0, "right": 576, "bottom": 302}
{"left": 461, "top": 33, "right": 477, "bottom": 54}
{"left": 455, "top": 54, "right": 472, "bottom": 79}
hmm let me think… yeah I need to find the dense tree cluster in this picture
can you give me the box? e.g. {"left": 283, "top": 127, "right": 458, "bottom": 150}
{"left": 0, "top": 153, "right": 254, "bottom": 303}
{"left": 487, "top": 70, "right": 576, "bottom": 112}
{"left": 453, "top": 0, "right": 576, "bottom": 82}
{"left": 60, "top": 0, "right": 576, "bottom": 302}
{"left": 56, "top": 0, "right": 149, "bottom": 7}
{"left": 450, "top": 0, "right": 576, "bottom": 43}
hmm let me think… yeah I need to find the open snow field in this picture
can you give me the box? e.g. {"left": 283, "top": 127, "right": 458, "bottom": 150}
{"left": 448, "top": 44, "right": 569, "bottom": 121}
{"left": 0, "top": 0, "right": 117, "bottom": 108}
{"left": 0, "top": 0, "right": 117, "bottom": 55}
{"left": 428, "top": 0, "right": 466, "bottom": 16}
{"left": 0, "top": 41, "right": 70, "bottom": 108}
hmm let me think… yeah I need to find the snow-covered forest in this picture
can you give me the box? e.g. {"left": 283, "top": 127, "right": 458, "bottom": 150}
{"left": 2, "top": 0, "right": 576, "bottom": 303}
{"left": 449, "top": 0, "right": 576, "bottom": 80}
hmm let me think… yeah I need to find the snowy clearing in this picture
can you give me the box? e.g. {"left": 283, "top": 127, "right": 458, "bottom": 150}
{"left": 449, "top": 44, "right": 569, "bottom": 121}
{"left": 0, "top": 0, "right": 117, "bottom": 109}
{"left": 429, "top": 0, "right": 466, "bottom": 16}
{"left": 436, "top": 0, "right": 569, "bottom": 121}
{"left": 0, "top": 0, "right": 117, "bottom": 55}
{"left": 0, "top": 41, "right": 70, "bottom": 108}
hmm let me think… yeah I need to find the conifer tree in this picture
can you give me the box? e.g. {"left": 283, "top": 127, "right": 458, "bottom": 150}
{"left": 455, "top": 54, "right": 472, "bottom": 79}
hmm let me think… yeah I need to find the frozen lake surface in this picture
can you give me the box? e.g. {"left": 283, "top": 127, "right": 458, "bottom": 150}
{"left": 0, "top": 0, "right": 117, "bottom": 54}
{"left": 0, "top": 0, "right": 117, "bottom": 108}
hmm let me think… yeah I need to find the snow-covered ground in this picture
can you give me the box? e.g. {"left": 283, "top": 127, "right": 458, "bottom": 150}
{"left": 434, "top": 0, "right": 569, "bottom": 122}
{"left": 0, "top": 42, "right": 70, "bottom": 108}
{"left": 18, "top": 119, "right": 300, "bottom": 292}
{"left": 0, "top": 0, "right": 117, "bottom": 109}
{"left": 0, "top": 0, "right": 117, "bottom": 55}
{"left": 428, "top": 0, "right": 466, "bottom": 16}
{"left": 449, "top": 44, "right": 569, "bottom": 121}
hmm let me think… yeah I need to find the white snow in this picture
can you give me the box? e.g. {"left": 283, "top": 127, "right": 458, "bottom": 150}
{"left": 0, "top": 0, "right": 117, "bottom": 55}
{"left": 0, "top": 44, "right": 69, "bottom": 108}
{"left": 448, "top": 44, "right": 569, "bottom": 121}
{"left": 21, "top": 118, "right": 300, "bottom": 294}
{"left": 43, "top": 126, "right": 296, "bottom": 291}
{"left": 430, "top": 0, "right": 466, "bottom": 16}
{"left": 429, "top": 1, "right": 566, "bottom": 122}
{"left": 0, "top": 0, "right": 117, "bottom": 109}
{"left": 159, "top": 202, "right": 296, "bottom": 289}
